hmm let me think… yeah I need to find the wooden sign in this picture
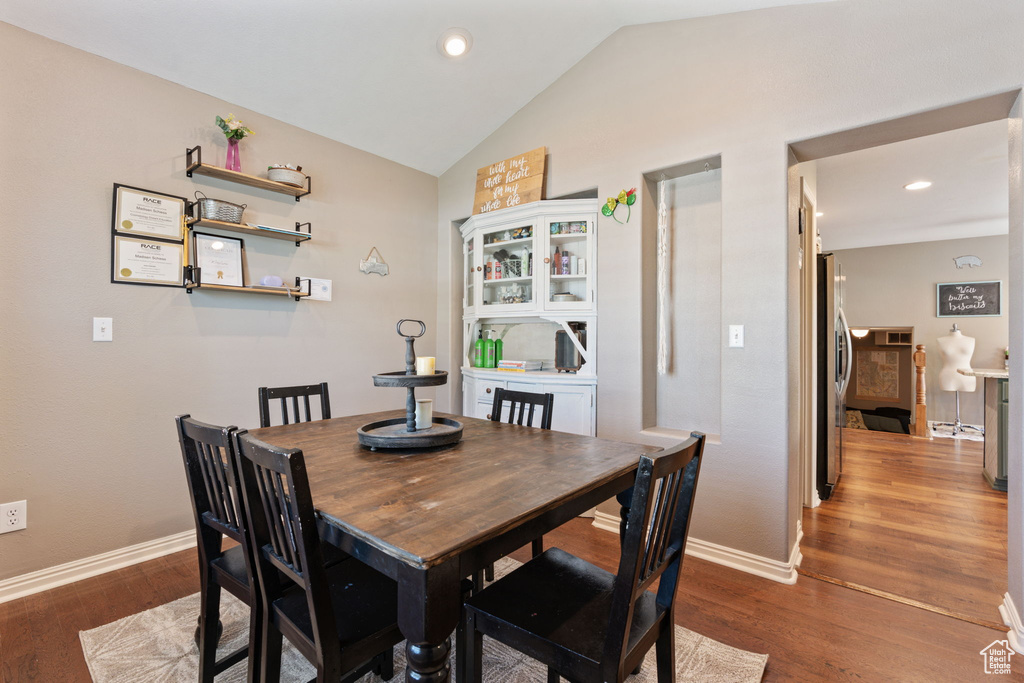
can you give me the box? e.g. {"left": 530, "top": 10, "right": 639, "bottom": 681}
{"left": 473, "top": 147, "right": 546, "bottom": 215}
{"left": 936, "top": 280, "right": 1001, "bottom": 317}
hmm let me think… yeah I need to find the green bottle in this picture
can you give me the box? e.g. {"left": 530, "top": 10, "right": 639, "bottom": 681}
{"left": 494, "top": 334, "right": 503, "bottom": 364}
{"left": 473, "top": 331, "right": 485, "bottom": 368}
{"left": 483, "top": 331, "right": 496, "bottom": 368}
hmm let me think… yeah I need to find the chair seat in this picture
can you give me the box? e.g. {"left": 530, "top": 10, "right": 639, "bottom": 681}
{"left": 210, "top": 545, "right": 250, "bottom": 599}
{"left": 465, "top": 547, "right": 666, "bottom": 665}
{"left": 273, "top": 558, "right": 401, "bottom": 652}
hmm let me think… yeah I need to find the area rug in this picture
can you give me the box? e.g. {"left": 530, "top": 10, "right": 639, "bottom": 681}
{"left": 928, "top": 421, "right": 984, "bottom": 441}
{"left": 80, "top": 559, "right": 767, "bottom": 683}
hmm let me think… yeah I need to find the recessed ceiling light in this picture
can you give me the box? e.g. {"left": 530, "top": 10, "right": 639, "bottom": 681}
{"left": 904, "top": 181, "right": 932, "bottom": 191}
{"left": 815, "top": 212, "right": 823, "bottom": 217}
{"left": 439, "top": 28, "right": 472, "bottom": 58}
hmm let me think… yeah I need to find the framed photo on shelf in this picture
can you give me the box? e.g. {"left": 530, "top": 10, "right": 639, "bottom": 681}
{"left": 112, "top": 235, "right": 184, "bottom": 287}
{"left": 111, "top": 184, "right": 186, "bottom": 241}
{"left": 193, "top": 233, "right": 245, "bottom": 287}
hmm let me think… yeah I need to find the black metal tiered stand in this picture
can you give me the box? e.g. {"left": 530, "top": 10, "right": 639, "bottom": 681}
{"left": 357, "top": 320, "right": 464, "bottom": 450}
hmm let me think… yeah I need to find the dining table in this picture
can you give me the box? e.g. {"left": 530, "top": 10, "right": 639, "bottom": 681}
{"left": 247, "top": 408, "right": 653, "bottom": 683}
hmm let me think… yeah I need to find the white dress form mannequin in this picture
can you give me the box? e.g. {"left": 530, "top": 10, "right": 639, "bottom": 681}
{"left": 937, "top": 324, "right": 977, "bottom": 434}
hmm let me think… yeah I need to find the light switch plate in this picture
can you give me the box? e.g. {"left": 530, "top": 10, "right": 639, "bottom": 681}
{"left": 93, "top": 317, "right": 113, "bottom": 342}
{"left": 728, "top": 325, "right": 744, "bottom": 348}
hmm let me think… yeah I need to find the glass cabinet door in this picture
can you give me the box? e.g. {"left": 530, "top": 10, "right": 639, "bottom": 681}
{"left": 464, "top": 232, "right": 477, "bottom": 312}
{"left": 545, "top": 217, "right": 594, "bottom": 309}
{"left": 479, "top": 222, "right": 536, "bottom": 312}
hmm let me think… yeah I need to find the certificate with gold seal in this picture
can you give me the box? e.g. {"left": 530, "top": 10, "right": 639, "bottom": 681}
{"left": 113, "top": 235, "right": 184, "bottom": 286}
{"left": 112, "top": 184, "right": 185, "bottom": 240}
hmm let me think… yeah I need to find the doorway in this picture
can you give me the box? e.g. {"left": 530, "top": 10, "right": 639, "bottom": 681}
{"left": 791, "top": 97, "right": 1016, "bottom": 628}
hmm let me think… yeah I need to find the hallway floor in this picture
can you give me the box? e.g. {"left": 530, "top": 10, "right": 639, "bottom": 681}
{"left": 801, "top": 427, "right": 1007, "bottom": 627}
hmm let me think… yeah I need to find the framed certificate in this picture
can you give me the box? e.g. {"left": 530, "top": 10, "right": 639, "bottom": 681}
{"left": 112, "top": 184, "right": 186, "bottom": 241}
{"left": 193, "top": 233, "right": 245, "bottom": 287}
{"left": 112, "top": 235, "right": 184, "bottom": 286}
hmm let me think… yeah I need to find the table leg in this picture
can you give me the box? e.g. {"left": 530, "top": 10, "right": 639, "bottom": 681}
{"left": 397, "top": 561, "right": 461, "bottom": 683}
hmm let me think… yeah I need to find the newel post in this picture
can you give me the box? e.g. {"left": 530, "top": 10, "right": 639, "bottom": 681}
{"left": 912, "top": 344, "right": 929, "bottom": 438}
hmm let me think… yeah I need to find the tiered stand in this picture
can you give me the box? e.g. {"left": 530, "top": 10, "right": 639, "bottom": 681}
{"left": 357, "top": 320, "right": 464, "bottom": 450}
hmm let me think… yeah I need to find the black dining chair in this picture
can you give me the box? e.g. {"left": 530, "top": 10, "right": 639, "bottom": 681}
{"left": 489, "top": 387, "right": 554, "bottom": 430}
{"left": 175, "top": 415, "right": 260, "bottom": 683}
{"left": 460, "top": 432, "right": 706, "bottom": 683}
{"left": 479, "top": 388, "right": 555, "bottom": 585}
{"left": 233, "top": 430, "right": 400, "bottom": 683}
{"left": 258, "top": 382, "right": 331, "bottom": 428}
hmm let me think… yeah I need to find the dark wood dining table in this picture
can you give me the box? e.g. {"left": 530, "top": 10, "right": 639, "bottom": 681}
{"left": 248, "top": 409, "right": 652, "bottom": 683}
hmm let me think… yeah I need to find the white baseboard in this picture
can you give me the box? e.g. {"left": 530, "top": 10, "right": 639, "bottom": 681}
{"left": 592, "top": 512, "right": 802, "bottom": 585}
{"left": 1000, "top": 592, "right": 1024, "bottom": 653}
{"left": 0, "top": 530, "right": 196, "bottom": 604}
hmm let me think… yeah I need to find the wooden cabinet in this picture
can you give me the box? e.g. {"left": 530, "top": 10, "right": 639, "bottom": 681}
{"left": 462, "top": 369, "right": 596, "bottom": 436}
{"left": 461, "top": 200, "right": 596, "bottom": 316}
{"left": 460, "top": 199, "right": 599, "bottom": 436}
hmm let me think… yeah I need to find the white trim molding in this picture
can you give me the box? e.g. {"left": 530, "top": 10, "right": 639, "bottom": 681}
{"left": 592, "top": 513, "right": 803, "bottom": 585}
{"left": 1000, "top": 592, "right": 1024, "bottom": 653}
{"left": 0, "top": 530, "right": 195, "bottom": 604}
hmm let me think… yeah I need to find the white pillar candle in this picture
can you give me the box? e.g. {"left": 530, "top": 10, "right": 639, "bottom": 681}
{"left": 415, "top": 356, "right": 436, "bottom": 375}
{"left": 415, "top": 398, "right": 433, "bottom": 430}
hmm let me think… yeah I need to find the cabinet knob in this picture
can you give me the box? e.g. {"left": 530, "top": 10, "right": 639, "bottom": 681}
{"left": 543, "top": 257, "right": 551, "bottom": 264}
{"left": 486, "top": 414, "right": 492, "bottom": 420}
{"left": 477, "top": 266, "right": 482, "bottom": 272}
{"left": 486, "top": 387, "right": 492, "bottom": 393}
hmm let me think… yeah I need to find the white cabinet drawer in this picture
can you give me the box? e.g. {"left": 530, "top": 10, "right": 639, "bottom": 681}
{"left": 476, "top": 378, "right": 506, "bottom": 402}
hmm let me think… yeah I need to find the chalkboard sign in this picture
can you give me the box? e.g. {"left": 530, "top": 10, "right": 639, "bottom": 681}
{"left": 936, "top": 280, "right": 1001, "bottom": 317}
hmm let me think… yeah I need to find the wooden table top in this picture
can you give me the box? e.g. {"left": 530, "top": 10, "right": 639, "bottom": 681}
{"left": 247, "top": 410, "right": 651, "bottom": 569}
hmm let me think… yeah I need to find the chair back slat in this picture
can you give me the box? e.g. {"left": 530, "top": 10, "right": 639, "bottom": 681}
{"left": 601, "top": 432, "right": 706, "bottom": 681}
{"left": 258, "top": 382, "right": 331, "bottom": 428}
{"left": 490, "top": 388, "right": 554, "bottom": 429}
{"left": 176, "top": 415, "right": 245, "bottom": 543}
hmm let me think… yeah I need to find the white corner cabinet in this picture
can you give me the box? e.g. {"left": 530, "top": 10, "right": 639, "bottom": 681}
{"left": 460, "top": 199, "right": 598, "bottom": 436}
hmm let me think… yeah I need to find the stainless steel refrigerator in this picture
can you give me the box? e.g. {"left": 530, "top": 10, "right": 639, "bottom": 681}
{"left": 817, "top": 253, "right": 852, "bottom": 501}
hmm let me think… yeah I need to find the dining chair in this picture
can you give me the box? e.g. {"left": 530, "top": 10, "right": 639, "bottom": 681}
{"left": 233, "top": 430, "right": 400, "bottom": 682}
{"left": 258, "top": 382, "right": 331, "bottom": 428}
{"left": 479, "top": 388, "right": 555, "bottom": 585}
{"left": 489, "top": 387, "right": 554, "bottom": 430}
{"left": 460, "top": 432, "right": 706, "bottom": 683}
{"left": 175, "top": 415, "right": 260, "bottom": 683}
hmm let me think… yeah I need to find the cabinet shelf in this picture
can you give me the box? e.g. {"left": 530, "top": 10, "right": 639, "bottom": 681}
{"left": 483, "top": 236, "right": 533, "bottom": 249}
{"left": 551, "top": 274, "right": 586, "bottom": 280}
{"left": 483, "top": 276, "right": 532, "bottom": 285}
{"left": 549, "top": 232, "right": 588, "bottom": 241}
{"left": 188, "top": 218, "right": 312, "bottom": 245}
{"left": 185, "top": 145, "right": 311, "bottom": 201}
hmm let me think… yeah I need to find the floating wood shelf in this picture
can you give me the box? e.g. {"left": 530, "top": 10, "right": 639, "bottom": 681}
{"left": 188, "top": 218, "right": 312, "bottom": 245}
{"left": 185, "top": 145, "right": 311, "bottom": 201}
{"left": 183, "top": 271, "right": 310, "bottom": 301}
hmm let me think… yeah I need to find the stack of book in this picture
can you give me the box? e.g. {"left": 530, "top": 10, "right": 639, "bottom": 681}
{"left": 496, "top": 360, "right": 543, "bottom": 372}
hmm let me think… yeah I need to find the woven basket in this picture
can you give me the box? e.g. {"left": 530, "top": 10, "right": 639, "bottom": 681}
{"left": 194, "top": 191, "right": 245, "bottom": 224}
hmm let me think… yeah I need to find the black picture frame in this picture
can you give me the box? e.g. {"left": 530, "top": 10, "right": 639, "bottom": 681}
{"left": 110, "top": 183, "right": 187, "bottom": 288}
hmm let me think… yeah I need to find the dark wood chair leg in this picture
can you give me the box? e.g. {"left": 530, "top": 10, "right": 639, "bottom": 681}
{"left": 376, "top": 648, "right": 395, "bottom": 681}
{"left": 473, "top": 570, "right": 485, "bottom": 595}
{"left": 531, "top": 537, "right": 544, "bottom": 558}
{"left": 260, "top": 616, "right": 283, "bottom": 683}
{"left": 464, "top": 612, "right": 484, "bottom": 683}
{"left": 547, "top": 667, "right": 559, "bottom": 683}
{"left": 655, "top": 620, "right": 675, "bottom": 683}
{"left": 197, "top": 584, "right": 220, "bottom": 683}
{"left": 246, "top": 597, "right": 263, "bottom": 683}
{"left": 485, "top": 564, "right": 494, "bottom": 582}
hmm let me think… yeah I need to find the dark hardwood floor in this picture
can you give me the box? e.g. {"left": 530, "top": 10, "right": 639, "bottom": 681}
{"left": 0, "top": 514, "right": 1012, "bottom": 681}
{"left": 801, "top": 428, "right": 1007, "bottom": 627}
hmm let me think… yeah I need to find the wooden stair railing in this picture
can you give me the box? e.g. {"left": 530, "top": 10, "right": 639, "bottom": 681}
{"left": 912, "top": 344, "right": 929, "bottom": 438}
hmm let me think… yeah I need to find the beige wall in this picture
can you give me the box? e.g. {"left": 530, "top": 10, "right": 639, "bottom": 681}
{"left": 0, "top": 23, "right": 438, "bottom": 581}
{"left": 435, "top": 0, "right": 1024, "bottom": 574}
{"left": 835, "top": 235, "right": 1009, "bottom": 426}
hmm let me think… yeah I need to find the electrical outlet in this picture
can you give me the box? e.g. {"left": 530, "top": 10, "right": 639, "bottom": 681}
{"left": 0, "top": 500, "right": 27, "bottom": 533}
